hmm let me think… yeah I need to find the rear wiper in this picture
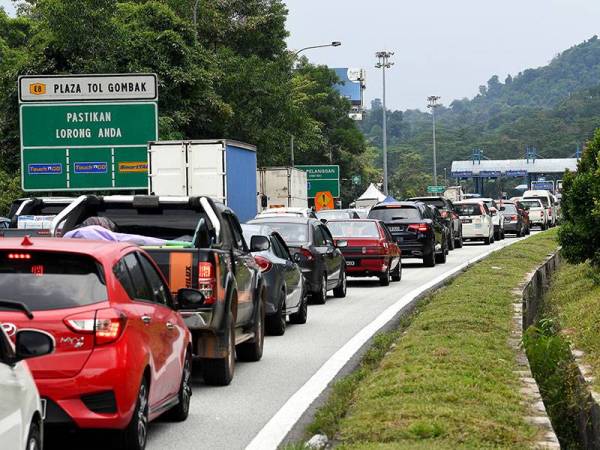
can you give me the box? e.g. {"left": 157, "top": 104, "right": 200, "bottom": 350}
{"left": 392, "top": 216, "right": 409, "bottom": 220}
{"left": 0, "top": 300, "right": 34, "bottom": 319}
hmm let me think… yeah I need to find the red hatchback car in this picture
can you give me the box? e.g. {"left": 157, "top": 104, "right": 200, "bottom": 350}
{"left": 327, "top": 219, "right": 402, "bottom": 286}
{"left": 0, "top": 237, "right": 193, "bottom": 450}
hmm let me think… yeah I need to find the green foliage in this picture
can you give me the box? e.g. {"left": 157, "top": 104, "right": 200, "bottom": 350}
{"left": 0, "top": 169, "right": 22, "bottom": 216}
{"left": 558, "top": 129, "right": 600, "bottom": 268}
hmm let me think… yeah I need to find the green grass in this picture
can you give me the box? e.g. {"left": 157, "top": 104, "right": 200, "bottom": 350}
{"left": 543, "top": 260, "right": 600, "bottom": 393}
{"left": 301, "top": 230, "right": 558, "bottom": 450}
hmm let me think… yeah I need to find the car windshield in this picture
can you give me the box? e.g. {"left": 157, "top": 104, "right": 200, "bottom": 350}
{"left": 316, "top": 210, "right": 350, "bottom": 220}
{"left": 0, "top": 251, "right": 107, "bottom": 311}
{"left": 455, "top": 204, "right": 482, "bottom": 216}
{"left": 253, "top": 222, "right": 309, "bottom": 244}
{"left": 520, "top": 200, "right": 543, "bottom": 209}
{"left": 369, "top": 206, "right": 421, "bottom": 222}
{"left": 327, "top": 221, "right": 379, "bottom": 238}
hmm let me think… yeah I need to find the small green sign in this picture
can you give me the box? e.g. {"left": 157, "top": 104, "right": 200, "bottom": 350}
{"left": 296, "top": 165, "right": 340, "bottom": 198}
{"left": 352, "top": 175, "right": 361, "bottom": 185}
{"left": 20, "top": 102, "right": 157, "bottom": 191}
{"left": 427, "top": 185, "right": 446, "bottom": 193}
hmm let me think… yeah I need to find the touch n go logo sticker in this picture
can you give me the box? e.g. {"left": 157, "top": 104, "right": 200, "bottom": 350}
{"left": 29, "top": 83, "right": 47, "bottom": 95}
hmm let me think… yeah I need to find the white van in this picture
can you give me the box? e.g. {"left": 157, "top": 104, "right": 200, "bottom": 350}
{"left": 523, "top": 190, "right": 555, "bottom": 227}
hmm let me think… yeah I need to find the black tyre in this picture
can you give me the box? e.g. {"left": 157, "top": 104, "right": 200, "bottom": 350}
{"left": 26, "top": 420, "right": 42, "bottom": 450}
{"left": 266, "top": 289, "right": 286, "bottom": 336}
{"left": 379, "top": 266, "right": 390, "bottom": 286}
{"left": 484, "top": 236, "right": 491, "bottom": 245}
{"left": 201, "top": 314, "right": 235, "bottom": 386}
{"left": 237, "top": 294, "right": 265, "bottom": 362}
{"left": 333, "top": 268, "right": 347, "bottom": 298}
{"left": 448, "top": 233, "right": 455, "bottom": 250}
{"left": 526, "top": 226, "right": 531, "bottom": 235}
{"left": 391, "top": 260, "right": 402, "bottom": 282}
{"left": 122, "top": 377, "right": 149, "bottom": 450}
{"left": 501, "top": 230, "right": 506, "bottom": 240}
{"left": 435, "top": 245, "right": 447, "bottom": 264}
{"left": 541, "top": 222, "right": 547, "bottom": 231}
{"left": 455, "top": 236, "right": 463, "bottom": 248}
{"left": 289, "top": 293, "right": 308, "bottom": 324}
{"left": 166, "top": 352, "right": 192, "bottom": 422}
{"left": 423, "top": 246, "right": 436, "bottom": 267}
{"left": 311, "top": 274, "right": 328, "bottom": 304}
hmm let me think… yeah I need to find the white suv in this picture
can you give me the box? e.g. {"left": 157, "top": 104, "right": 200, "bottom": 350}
{"left": 0, "top": 301, "right": 55, "bottom": 450}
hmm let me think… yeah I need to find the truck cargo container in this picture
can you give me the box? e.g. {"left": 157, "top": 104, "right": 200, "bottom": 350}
{"left": 257, "top": 167, "right": 308, "bottom": 211}
{"left": 148, "top": 140, "right": 257, "bottom": 222}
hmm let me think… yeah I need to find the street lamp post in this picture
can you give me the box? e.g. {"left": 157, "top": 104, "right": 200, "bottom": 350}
{"left": 376, "top": 51, "right": 394, "bottom": 195}
{"left": 289, "top": 41, "right": 342, "bottom": 166}
{"left": 427, "top": 95, "right": 441, "bottom": 186}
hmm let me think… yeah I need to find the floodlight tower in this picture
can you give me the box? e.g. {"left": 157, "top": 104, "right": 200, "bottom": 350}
{"left": 376, "top": 51, "right": 394, "bottom": 195}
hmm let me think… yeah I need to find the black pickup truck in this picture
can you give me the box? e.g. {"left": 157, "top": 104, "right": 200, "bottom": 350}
{"left": 52, "top": 195, "right": 265, "bottom": 386}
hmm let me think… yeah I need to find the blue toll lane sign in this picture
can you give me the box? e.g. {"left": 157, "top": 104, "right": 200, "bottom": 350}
{"left": 73, "top": 162, "right": 108, "bottom": 174}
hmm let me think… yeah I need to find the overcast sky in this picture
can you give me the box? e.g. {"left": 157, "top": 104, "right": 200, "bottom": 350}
{"left": 3, "top": 0, "right": 600, "bottom": 111}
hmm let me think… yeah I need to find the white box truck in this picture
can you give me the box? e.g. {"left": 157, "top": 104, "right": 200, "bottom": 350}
{"left": 148, "top": 140, "right": 258, "bottom": 222}
{"left": 257, "top": 167, "right": 308, "bottom": 210}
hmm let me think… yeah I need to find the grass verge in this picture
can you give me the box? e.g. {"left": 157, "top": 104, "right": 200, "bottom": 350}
{"left": 293, "top": 230, "right": 558, "bottom": 449}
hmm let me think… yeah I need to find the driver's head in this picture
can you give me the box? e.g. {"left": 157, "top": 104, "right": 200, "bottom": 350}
{"left": 81, "top": 216, "right": 117, "bottom": 232}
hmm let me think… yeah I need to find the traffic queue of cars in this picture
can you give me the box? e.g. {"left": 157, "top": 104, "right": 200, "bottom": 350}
{"left": 0, "top": 193, "right": 537, "bottom": 450}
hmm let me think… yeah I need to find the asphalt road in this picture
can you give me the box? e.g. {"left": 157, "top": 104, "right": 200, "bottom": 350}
{"left": 46, "top": 233, "right": 533, "bottom": 450}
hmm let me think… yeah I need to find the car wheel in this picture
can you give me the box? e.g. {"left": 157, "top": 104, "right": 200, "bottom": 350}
{"left": 166, "top": 351, "right": 192, "bottom": 422}
{"left": 333, "top": 268, "right": 347, "bottom": 298}
{"left": 541, "top": 222, "right": 547, "bottom": 230}
{"left": 201, "top": 313, "right": 235, "bottom": 386}
{"left": 423, "top": 245, "right": 436, "bottom": 267}
{"left": 266, "top": 289, "right": 286, "bottom": 336}
{"left": 448, "top": 233, "right": 455, "bottom": 250}
{"left": 237, "top": 293, "right": 265, "bottom": 362}
{"left": 26, "top": 420, "right": 42, "bottom": 450}
{"left": 501, "top": 230, "right": 506, "bottom": 240}
{"left": 312, "top": 274, "right": 328, "bottom": 304}
{"left": 484, "top": 236, "right": 491, "bottom": 245}
{"left": 379, "top": 266, "right": 390, "bottom": 286}
{"left": 289, "top": 293, "right": 308, "bottom": 324}
{"left": 122, "top": 377, "right": 149, "bottom": 450}
{"left": 455, "top": 235, "right": 463, "bottom": 248}
{"left": 391, "top": 259, "right": 402, "bottom": 282}
{"left": 435, "top": 244, "right": 447, "bottom": 264}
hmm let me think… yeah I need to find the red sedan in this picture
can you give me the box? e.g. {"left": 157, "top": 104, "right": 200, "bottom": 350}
{"left": 0, "top": 237, "right": 194, "bottom": 450}
{"left": 327, "top": 219, "right": 402, "bottom": 286}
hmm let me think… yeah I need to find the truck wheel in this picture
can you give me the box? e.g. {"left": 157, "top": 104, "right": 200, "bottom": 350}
{"left": 166, "top": 351, "right": 192, "bottom": 422}
{"left": 289, "top": 294, "right": 308, "bottom": 324}
{"left": 122, "top": 377, "right": 149, "bottom": 450}
{"left": 391, "top": 260, "right": 402, "bottom": 282}
{"left": 333, "top": 269, "right": 347, "bottom": 298}
{"left": 201, "top": 315, "right": 235, "bottom": 386}
{"left": 312, "top": 274, "right": 328, "bottom": 305}
{"left": 237, "top": 297, "right": 265, "bottom": 362}
{"left": 379, "top": 266, "right": 390, "bottom": 286}
{"left": 266, "top": 290, "right": 286, "bottom": 336}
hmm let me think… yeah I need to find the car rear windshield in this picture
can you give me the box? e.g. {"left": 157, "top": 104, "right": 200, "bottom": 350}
{"left": 0, "top": 251, "right": 107, "bottom": 311}
{"left": 412, "top": 199, "right": 445, "bottom": 208}
{"left": 316, "top": 210, "right": 350, "bottom": 220}
{"left": 455, "top": 204, "right": 482, "bottom": 216}
{"left": 254, "top": 223, "right": 309, "bottom": 245}
{"left": 327, "top": 221, "right": 379, "bottom": 238}
{"left": 503, "top": 204, "right": 518, "bottom": 213}
{"left": 520, "top": 200, "right": 543, "bottom": 209}
{"left": 369, "top": 207, "right": 421, "bottom": 222}
{"left": 524, "top": 196, "right": 548, "bottom": 206}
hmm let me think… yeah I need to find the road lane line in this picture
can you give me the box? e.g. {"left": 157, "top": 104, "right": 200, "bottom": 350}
{"left": 246, "top": 235, "right": 529, "bottom": 450}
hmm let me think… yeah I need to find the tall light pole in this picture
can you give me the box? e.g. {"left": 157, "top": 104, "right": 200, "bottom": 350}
{"left": 289, "top": 41, "right": 342, "bottom": 166}
{"left": 376, "top": 51, "right": 394, "bottom": 195}
{"left": 427, "top": 95, "right": 441, "bottom": 186}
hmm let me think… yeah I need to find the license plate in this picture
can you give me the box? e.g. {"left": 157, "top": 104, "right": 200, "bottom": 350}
{"left": 461, "top": 219, "right": 472, "bottom": 224}
{"left": 388, "top": 226, "right": 403, "bottom": 232}
{"left": 40, "top": 399, "right": 47, "bottom": 420}
{"left": 346, "top": 260, "right": 356, "bottom": 266}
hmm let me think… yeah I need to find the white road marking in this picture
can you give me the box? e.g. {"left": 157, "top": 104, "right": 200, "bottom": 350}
{"left": 246, "top": 235, "right": 528, "bottom": 450}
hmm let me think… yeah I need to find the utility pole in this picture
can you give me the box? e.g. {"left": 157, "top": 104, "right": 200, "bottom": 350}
{"left": 427, "top": 95, "right": 441, "bottom": 186}
{"left": 290, "top": 135, "right": 295, "bottom": 166}
{"left": 376, "top": 51, "right": 394, "bottom": 195}
{"left": 193, "top": 0, "right": 200, "bottom": 36}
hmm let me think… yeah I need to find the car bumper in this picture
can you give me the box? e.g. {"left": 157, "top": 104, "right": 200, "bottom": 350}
{"left": 38, "top": 346, "right": 140, "bottom": 430}
{"left": 344, "top": 256, "right": 388, "bottom": 276}
{"left": 462, "top": 223, "right": 488, "bottom": 238}
{"left": 397, "top": 242, "right": 429, "bottom": 258}
{"left": 503, "top": 222, "right": 519, "bottom": 232}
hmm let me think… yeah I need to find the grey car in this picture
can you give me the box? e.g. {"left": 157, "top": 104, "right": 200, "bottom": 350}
{"left": 242, "top": 224, "right": 307, "bottom": 336}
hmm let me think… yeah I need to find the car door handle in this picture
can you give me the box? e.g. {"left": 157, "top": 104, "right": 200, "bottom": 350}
{"left": 141, "top": 315, "right": 152, "bottom": 325}
{"left": 166, "top": 322, "right": 175, "bottom": 331}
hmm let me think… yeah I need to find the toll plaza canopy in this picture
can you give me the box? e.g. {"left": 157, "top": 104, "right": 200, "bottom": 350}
{"left": 450, "top": 158, "right": 578, "bottom": 178}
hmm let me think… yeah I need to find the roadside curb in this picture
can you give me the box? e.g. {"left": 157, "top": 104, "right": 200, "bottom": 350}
{"left": 246, "top": 235, "right": 532, "bottom": 450}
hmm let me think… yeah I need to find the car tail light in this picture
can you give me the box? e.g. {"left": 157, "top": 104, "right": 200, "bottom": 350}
{"left": 198, "top": 262, "right": 216, "bottom": 305}
{"left": 407, "top": 223, "right": 430, "bottom": 233}
{"left": 511, "top": 215, "right": 518, "bottom": 221}
{"left": 64, "top": 308, "right": 127, "bottom": 346}
{"left": 365, "top": 246, "right": 385, "bottom": 255}
{"left": 300, "top": 248, "right": 314, "bottom": 261}
{"left": 254, "top": 256, "right": 272, "bottom": 272}
{"left": 548, "top": 209, "right": 552, "bottom": 216}
{"left": 440, "top": 210, "right": 448, "bottom": 218}
{"left": 7, "top": 253, "right": 31, "bottom": 260}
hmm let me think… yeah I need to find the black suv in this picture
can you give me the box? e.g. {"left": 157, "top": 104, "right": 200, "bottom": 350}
{"left": 368, "top": 201, "right": 447, "bottom": 267}
{"left": 249, "top": 217, "right": 347, "bottom": 304}
{"left": 408, "top": 196, "right": 463, "bottom": 249}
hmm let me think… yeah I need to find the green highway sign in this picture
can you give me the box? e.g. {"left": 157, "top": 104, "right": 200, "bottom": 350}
{"left": 296, "top": 165, "right": 340, "bottom": 198}
{"left": 427, "top": 185, "right": 446, "bottom": 193}
{"left": 19, "top": 74, "right": 158, "bottom": 192}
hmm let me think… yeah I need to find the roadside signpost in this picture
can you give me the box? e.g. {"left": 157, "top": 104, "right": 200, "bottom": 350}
{"left": 296, "top": 165, "right": 340, "bottom": 198}
{"left": 19, "top": 74, "right": 158, "bottom": 191}
{"left": 314, "top": 191, "right": 334, "bottom": 211}
{"left": 427, "top": 185, "right": 445, "bottom": 194}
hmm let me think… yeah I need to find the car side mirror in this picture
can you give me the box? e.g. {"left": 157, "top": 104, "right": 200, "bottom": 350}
{"left": 176, "top": 288, "right": 206, "bottom": 310}
{"left": 319, "top": 218, "right": 328, "bottom": 224}
{"left": 14, "top": 330, "right": 54, "bottom": 363}
{"left": 293, "top": 253, "right": 302, "bottom": 263}
{"left": 499, "top": 206, "right": 506, "bottom": 211}
{"left": 336, "top": 240, "right": 348, "bottom": 248}
{"left": 250, "top": 235, "right": 270, "bottom": 252}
